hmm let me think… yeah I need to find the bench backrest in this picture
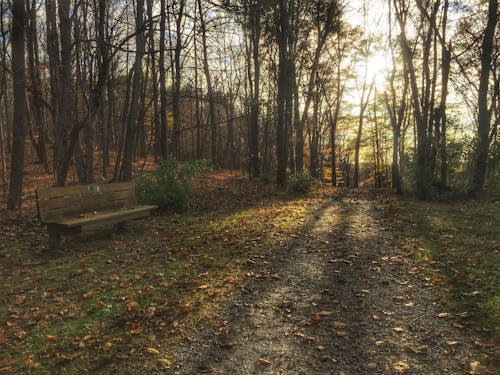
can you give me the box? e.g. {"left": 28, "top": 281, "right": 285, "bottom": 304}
{"left": 36, "top": 182, "right": 137, "bottom": 223}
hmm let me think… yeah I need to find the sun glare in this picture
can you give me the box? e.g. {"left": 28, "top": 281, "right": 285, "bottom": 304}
{"left": 365, "top": 51, "right": 392, "bottom": 91}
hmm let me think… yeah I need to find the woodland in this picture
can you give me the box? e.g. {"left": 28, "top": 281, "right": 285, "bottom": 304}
{"left": 0, "top": 0, "right": 499, "bottom": 374}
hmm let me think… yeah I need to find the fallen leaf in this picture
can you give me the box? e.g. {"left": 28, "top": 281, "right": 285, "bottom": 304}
{"left": 157, "top": 358, "right": 171, "bottom": 368}
{"left": 83, "top": 291, "right": 95, "bottom": 299}
{"left": 404, "top": 345, "right": 428, "bottom": 354}
{"left": 46, "top": 334, "right": 58, "bottom": 340}
{"left": 332, "top": 321, "right": 346, "bottom": 329}
{"left": 15, "top": 295, "right": 26, "bottom": 305}
{"left": 446, "top": 340, "right": 460, "bottom": 346}
{"left": 198, "top": 284, "right": 209, "bottom": 290}
{"left": 312, "top": 314, "right": 322, "bottom": 323}
{"left": 24, "top": 358, "right": 40, "bottom": 368}
{"left": 256, "top": 358, "right": 271, "bottom": 366}
{"left": 393, "top": 327, "right": 404, "bottom": 333}
{"left": 393, "top": 361, "right": 410, "bottom": 373}
{"left": 127, "top": 301, "right": 139, "bottom": 309}
{"left": 146, "top": 347, "right": 160, "bottom": 355}
{"left": 335, "top": 331, "right": 347, "bottom": 337}
{"left": 404, "top": 302, "right": 414, "bottom": 307}
{"left": 102, "top": 342, "right": 113, "bottom": 350}
{"left": 223, "top": 276, "right": 236, "bottom": 283}
{"left": 438, "top": 312, "right": 451, "bottom": 318}
{"left": 316, "top": 311, "right": 333, "bottom": 316}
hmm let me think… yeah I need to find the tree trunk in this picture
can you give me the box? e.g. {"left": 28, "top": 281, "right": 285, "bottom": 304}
{"left": 53, "top": 0, "right": 73, "bottom": 186}
{"left": 197, "top": 0, "right": 218, "bottom": 166}
{"left": 7, "top": 0, "right": 26, "bottom": 211}
{"left": 277, "top": 0, "right": 291, "bottom": 185}
{"left": 248, "top": 1, "right": 260, "bottom": 178}
{"left": 172, "top": 0, "right": 185, "bottom": 159}
{"left": 472, "top": 0, "right": 498, "bottom": 193}
{"left": 353, "top": 79, "right": 374, "bottom": 188}
{"left": 158, "top": 0, "right": 168, "bottom": 159}
{"left": 147, "top": 0, "right": 160, "bottom": 161}
{"left": 394, "top": 0, "right": 434, "bottom": 199}
{"left": 119, "top": 0, "right": 145, "bottom": 181}
{"left": 26, "top": 0, "right": 49, "bottom": 173}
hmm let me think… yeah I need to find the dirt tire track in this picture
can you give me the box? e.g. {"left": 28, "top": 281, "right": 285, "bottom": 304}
{"left": 172, "top": 190, "right": 481, "bottom": 374}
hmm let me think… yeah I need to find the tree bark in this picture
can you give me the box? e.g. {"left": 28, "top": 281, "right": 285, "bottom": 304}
{"left": 248, "top": 1, "right": 261, "bottom": 178}
{"left": 198, "top": 0, "right": 218, "bottom": 166}
{"left": 159, "top": 0, "right": 168, "bottom": 159}
{"left": 277, "top": 0, "right": 292, "bottom": 185}
{"left": 26, "top": 0, "right": 49, "bottom": 173}
{"left": 147, "top": 0, "right": 160, "bottom": 162}
{"left": 119, "top": 0, "right": 145, "bottom": 181}
{"left": 172, "top": 0, "right": 185, "bottom": 159}
{"left": 472, "top": 0, "right": 498, "bottom": 194}
{"left": 7, "top": 0, "right": 26, "bottom": 211}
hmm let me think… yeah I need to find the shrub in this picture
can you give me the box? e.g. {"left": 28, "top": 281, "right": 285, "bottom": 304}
{"left": 287, "top": 171, "right": 316, "bottom": 193}
{"left": 135, "top": 159, "right": 202, "bottom": 210}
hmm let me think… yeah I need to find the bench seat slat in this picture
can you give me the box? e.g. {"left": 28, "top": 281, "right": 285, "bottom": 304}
{"left": 55, "top": 205, "right": 157, "bottom": 227}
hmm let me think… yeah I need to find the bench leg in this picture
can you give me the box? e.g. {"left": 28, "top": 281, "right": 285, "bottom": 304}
{"left": 47, "top": 227, "right": 62, "bottom": 250}
{"left": 116, "top": 222, "right": 126, "bottom": 232}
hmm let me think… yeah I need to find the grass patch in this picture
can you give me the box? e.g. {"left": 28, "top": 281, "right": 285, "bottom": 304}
{"left": 393, "top": 198, "right": 499, "bottom": 340}
{"left": 0, "top": 189, "right": 317, "bottom": 373}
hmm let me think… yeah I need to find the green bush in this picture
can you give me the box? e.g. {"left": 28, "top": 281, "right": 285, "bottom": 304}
{"left": 287, "top": 171, "right": 316, "bottom": 193}
{"left": 135, "top": 159, "right": 203, "bottom": 210}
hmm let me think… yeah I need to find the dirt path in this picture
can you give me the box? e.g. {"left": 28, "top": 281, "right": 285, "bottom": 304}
{"left": 173, "top": 191, "right": 480, "bottom": 374}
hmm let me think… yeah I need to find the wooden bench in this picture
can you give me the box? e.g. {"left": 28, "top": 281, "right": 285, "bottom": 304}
{"left": 36, "top": 182, "right": 157, "bottom": 248}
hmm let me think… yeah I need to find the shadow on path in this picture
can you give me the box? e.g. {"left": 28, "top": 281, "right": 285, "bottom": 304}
{"left": 173, "top": 190, "right": 478, "bottom": 374}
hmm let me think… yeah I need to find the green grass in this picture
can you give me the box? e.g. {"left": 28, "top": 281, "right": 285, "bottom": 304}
{"left": 393, "top": 198, "right": 500, "bottom": 339}
{"left": 0, "top": 193, "right": 316, "bottom": 374}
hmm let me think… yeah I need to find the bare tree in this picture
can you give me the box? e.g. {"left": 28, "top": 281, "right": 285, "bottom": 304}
{"left": 7, "top": 0, "right": 26, "bottom": 210}
{"left": 472, "top": 0, "right": 498, "bottom": 194}
{"left": 118, "top": 0, "right": 145, "bottom": 181}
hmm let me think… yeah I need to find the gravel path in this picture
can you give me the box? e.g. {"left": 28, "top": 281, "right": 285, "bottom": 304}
{"left": 173, "top": 191, "right": 480, "bottom": 374}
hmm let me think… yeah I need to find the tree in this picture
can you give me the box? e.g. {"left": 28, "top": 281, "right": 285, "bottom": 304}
{"left": 394, "top": 0, "right": 442, "bottom": 199}
{"left": 118, "top": 0, "right": 145, "bottom": 182}
{"left": 248, "top": 0, "right": 262, "bottom": 178}
{"left": 471, "top": 0, "right": 498, "bottom": 194}
{"left": 198, "top": 0, "right": 218, "bottom": 166}
{"left": 172, "top": 0, "right": 186, "bottom": 159}
{"left": 276, "top": 0, "right": 292, "bottom": 185}
{"left": 7, "top": 0, "right": 26, "bottom": 211}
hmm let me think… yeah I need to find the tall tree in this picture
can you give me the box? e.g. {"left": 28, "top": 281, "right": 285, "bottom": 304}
{"left": 26, "top": 0, "right": 49, "bottom": 173}
{"left": 472, "top": 0, "right": 498, "bottom": 194}
{"left": 7, "top": 0, "right": 26, "bottom": 210}
{"left": 172, "top": 0, "right": 185, "bottom": 159}
{"left": 276, "top": 0, "right": 292, "bottom": 185}
{"left": 248, "top": 0, "right": 261, "bottom": 178}
{"left": 394, "top": 0, "right": 440, "bottom": 199}
{"left": 198, "top": 0, "right": 218, "bottom": 166}
{"left": 158, "top": 0, "right": 168, "bottom": 159}
{"left": 118, "top": 0, "right": 145, "bottom": 181}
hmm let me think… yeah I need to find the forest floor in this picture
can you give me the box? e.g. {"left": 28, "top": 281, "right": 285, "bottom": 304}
{"left": 0, "top": 170, "right": 498, "bottom": 374}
